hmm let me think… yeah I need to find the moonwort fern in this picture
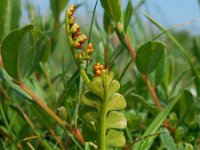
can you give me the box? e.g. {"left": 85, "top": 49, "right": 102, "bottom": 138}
{"left": 81, "top": 71, "right": 127, "bottom": 149}
{"left": 65, "top": 5, "right": 127, "bottom": 149}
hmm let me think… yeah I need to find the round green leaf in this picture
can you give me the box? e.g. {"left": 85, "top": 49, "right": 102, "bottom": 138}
{"left": 107, "top": 93, "right": 126, "bottom": 111}
{"left": 136, "top": 41, "right": 165, "bottom": 74}
{"left": 107, "top": 111, "right": 127, "bottom": 129}
{"left": 1, "top": 25, "right": 35, "bottom": 81}
{"left": 82, "top": 91, "right": 101, "bottom": 110}
{"left": 106, "top": 129, "right": 126, "bottom": 147}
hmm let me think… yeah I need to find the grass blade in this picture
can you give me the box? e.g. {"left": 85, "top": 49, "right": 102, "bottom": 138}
{"left": 133, "top": 93, "right": 182, "bottom": 150}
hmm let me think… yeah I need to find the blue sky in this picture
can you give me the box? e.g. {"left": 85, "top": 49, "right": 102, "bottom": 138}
{"left": 28, "top": 0, "right": 200, "bottom": 35}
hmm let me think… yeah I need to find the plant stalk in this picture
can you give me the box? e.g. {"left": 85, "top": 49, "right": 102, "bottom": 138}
{"left": 18, "top": 82, "right": 86, "bottom": 144}
{"left": 142, "top": 75, "right": 163, "bottom": 111}
{"left": 99, "top": 78, "right": 109, "bottom": 150}
{"left": 99, "top": 100, "right": 107, "bottom": 150}
{"left": 18, "top": 82, "right": 71, "bottom": 130}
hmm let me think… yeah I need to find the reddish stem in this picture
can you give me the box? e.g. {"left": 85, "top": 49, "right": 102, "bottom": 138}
{"left": 125, "top": 35, "right": 136, "bottom": 60}
{"left": 142, "top": 74, "right": 163, "bottom": 112}
{"left": 18, "top": 82, "right": 85, "bottom": 144}
{"left": 73, "top": 127, "right": 85, "bottom": 144}
{"left": 124, "top": 34, "right": 162, "bottom": 112}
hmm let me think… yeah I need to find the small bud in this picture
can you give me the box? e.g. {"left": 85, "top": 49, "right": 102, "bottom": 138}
{"left": 69, "top": 16, "right": 75, "bottom": 26}
{"left": 69, "top": 5, "right": 75, "bottom": 14}
{"left": 82, "top": 52, "right": 86, "bottom": 56}
{"left": 72, "top": 32, "right": 80, "bottom": 40}
{"left": 79, "top": 34, "right": 87, "bottom": 43}
{"left": 94, "top": 65, "right": 99, "bottom": 70}
{"left": 88, "top": 43, "right": 93, "bottom": 49}
{"left": 70, "top": 23, "right": 80, "bottom": 33}
{"left": 96, "top": 70, "right": 101, "bottom": 75}
{"left": 86, "top": 49, "right": 90, "bottom": 53}
{"left": 78, "top": 54, "right": 82, "bottom": 60}
{"left": 86, "top": 56, "right": 90, "bottom": 60}
{"left": 67, "top": 5, "right": 75, "bottom": 17}
{"left": 74, "top": 42, "right": 81, "bottom": 49}
{"left": 100, "top": 65, "right": 104, "bottom": 70}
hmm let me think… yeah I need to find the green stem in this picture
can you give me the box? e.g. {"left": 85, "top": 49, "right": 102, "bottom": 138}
{"left": 99, "top": 100, "right": 107, "bottom": 150}
{"left": 79, "top": 66, "right": 90, "bottom": 86}
{"left": 74, "top": 76, "right": 83, "bottom": 127}
{"left": 99, "top": 79, "right": 109, "bottom": 150}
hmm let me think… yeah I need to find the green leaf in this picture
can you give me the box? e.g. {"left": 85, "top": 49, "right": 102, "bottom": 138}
{"left": 160, "top": 128, "right": 177, "bottom": 150}
{"left": 184, "top": 143, "right": 193, "bottom": 150}
{"left": 136, "top": 41, "right": 165, "bottom": 74}
{"left": 50, "top": 0, "right": 69, "bottom": 21}
{"left": 31, "top": 31, "right": 50, "bottom": 73}
{"left": 108, "top": 80, "right": 120, "bottom": 97}
{"left": 155, "top": 50, "right": 167, "bottom": 85}
{"left": 176, "top": 90, "right": 193, "bottom": 115}
{"left": 0, "top": 0, "right": 9, "bottom": 42}
{"left": 0, "top": 0, "right": 22, "bottom": 43}
{"left": 80, "top": 106, "right": 98, "bottom": 124}
{"left": 100, "top": 0, "right": 121, "bottom": 23}
{"left": 2, "top": 70, "right": 31, "bottom": 99}
{"left": 107, "top": 111, "right": 127, "bottom": 129}
{"left": 107, "top": 93, "right": 126, "bottom": 111}
{"left": 192, "top": 38, "right": 200, "bottom": 62}
{"left": 106, "top": 129, "right": 126, "bottom": 148}
{"left": 134, "top": 93, "right": 182, "bottom": 150}
{"left": 103, "top": 11, "right": 113, "bottom": 33}
{"left": 82, "top": 122, "right": 98, "bottom": 142}
{"left": 10, "top": 0, "right": 21, "bottom": 30}
{"left": 131, "top": 93, "right": 158, "bottom": 115}
{"left": 88, "top": 77, "right": 104, "bottom": 98}
{"left": 82, "top": 91, "right": 101, "bottom": 110}
{"left": 81, "top": 71, "right": 127, "bottom": 148}
{"left": 1, "top": 25, "right": 35, "bottom": 81}
{"left": 124, "top": 0, "right": 133, "bottom": 33}
{"left": 175, "top": 90, "right": 196, "bottom": 125}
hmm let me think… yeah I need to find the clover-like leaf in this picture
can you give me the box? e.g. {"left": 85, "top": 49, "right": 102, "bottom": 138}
{"left": 108, "top": 80, "right": 120, "bottom": 98}
{"left": 107, "top": 111, "right": 127, "bottom": 129}
{"left": 80, "top": 106, "right": 98, "bottom": 124}
{"left": 88, "top": 77, "right": 104, "bottom": 98}
{"left": 106, "top": 129, "right": 126, "bottom": 148}
{"left": 82, "top": 91, "right": 101, "bottom": 110}
{"left": 107, "top": 93, "right": 126, "bottom": 111}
